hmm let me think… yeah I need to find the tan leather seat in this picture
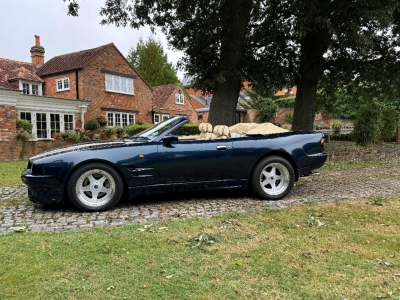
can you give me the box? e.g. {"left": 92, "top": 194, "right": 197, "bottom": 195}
{"left": 198, "top": 123, "right": 213, "bottom": 140}
{"left": 213, "top": 125, "right": 230, "bottom": 139}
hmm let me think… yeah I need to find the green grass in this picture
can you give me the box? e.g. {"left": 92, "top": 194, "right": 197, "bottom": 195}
{"left": 1, "top": 196, "right": 399, "bottom": 299}
{"left": 0, "top": 160, "right": 27, "bottom": 186}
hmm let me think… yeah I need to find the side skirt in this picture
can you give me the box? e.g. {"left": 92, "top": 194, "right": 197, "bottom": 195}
{"left": 128, "top": 179, "right": 248, "bottom": 199}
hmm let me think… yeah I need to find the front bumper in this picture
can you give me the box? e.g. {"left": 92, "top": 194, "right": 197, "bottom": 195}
{"left": 21, "top": 169, "right": 65, "bottom": 204}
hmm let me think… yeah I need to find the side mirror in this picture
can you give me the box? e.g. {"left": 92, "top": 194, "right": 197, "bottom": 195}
{"left": 162, "top": 135, "right": 178, "bottom": 146}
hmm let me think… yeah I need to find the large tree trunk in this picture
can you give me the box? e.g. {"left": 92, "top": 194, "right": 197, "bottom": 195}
{"left": 292, "top": 32, "right": 331, "bottom": 131}
{"left": 208, "top": 0, "right": 252, "bottom": 126}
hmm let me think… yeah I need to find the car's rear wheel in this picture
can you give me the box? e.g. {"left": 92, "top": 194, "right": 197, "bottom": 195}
{"left": 251, "top": 156, "right": 295, "bottom": 200}
{"left": 67, "top": 163, "right": 123, "bottom": 212}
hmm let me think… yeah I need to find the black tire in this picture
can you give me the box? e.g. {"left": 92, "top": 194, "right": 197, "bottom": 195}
{"left": 67, "top": 163, "right": 123, "bottom": 212}
{"left": 251, "top": 156, "right": 295, "bottom": 200}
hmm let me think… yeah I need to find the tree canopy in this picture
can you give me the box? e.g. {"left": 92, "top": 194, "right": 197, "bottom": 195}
{"left": 65, "top": 0, "right": 400, "bottom": 129}
{"left": 127, "top": 36, "right": 179, "bottom": 87}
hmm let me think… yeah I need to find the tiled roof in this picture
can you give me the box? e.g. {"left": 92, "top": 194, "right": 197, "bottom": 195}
{"left": 190, "top": 94, "right": 211, "bottom": 107}
{"left": 0, "top": 58, "right": 42, "bottom": 90}
{"left": 152, "top": 83, "right": 180, "bottom": 108}
{"left": 36, "top": 43, "right": 113, "bottom": 76}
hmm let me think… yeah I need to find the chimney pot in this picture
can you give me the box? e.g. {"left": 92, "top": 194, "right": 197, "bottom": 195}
{"left": 35, "top": 35, "right": 40, "bottom": 46}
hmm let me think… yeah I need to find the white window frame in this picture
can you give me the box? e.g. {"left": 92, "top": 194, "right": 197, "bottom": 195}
{"left": 106, "top": 111, "right": 136, "bottom": 127}
{"left": 19, "top": 80, "right": 43, "bottom": 96}
{"left": 105, "top": 74, "right": 134, "bottom": 95}
{"left": 162, "top": 114, "right": 169, "bottom": 121}
{"left": 175, "top": 94, "right": 184, "bottom": 105}
{"left": 19, "top": 111, "right": 74, "bottom": 140}
{"left": 56, "top": 78, "right": 70, "bottom": 92}
{"left": 154, "top": 114, "right": 160, "bottom": 124}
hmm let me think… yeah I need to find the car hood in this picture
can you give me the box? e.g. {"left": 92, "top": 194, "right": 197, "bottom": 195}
{"left": 29, "top": 141, "right": 128, "bottom": 162}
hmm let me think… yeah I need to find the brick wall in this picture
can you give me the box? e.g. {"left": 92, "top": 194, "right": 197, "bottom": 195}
{"left": 82, "top": 46, "right": 153, "bottom": 124}
{"left": 154, "top": 85, "right": 198, "bottom": 123}
{"left": 0, "top": 105, "right": 17, "bottom": 141}
{"left": 42, "top": 70, "right": 82, "bottom": 99}
{"left": 0, "top": 140, "right": 75, "bottom": 161}
{"left": 1, "top": 139, "right": 399, "bottom": 162}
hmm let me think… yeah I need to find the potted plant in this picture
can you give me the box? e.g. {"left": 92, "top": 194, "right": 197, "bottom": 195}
{"left": 103, "top": 127, "right": 117, "bottom": 140}
{"left": 331, "top": 119, "right": 343, "bottom": 133}
{"left": 115, "top": 126, "right": 125, "bottom": 138}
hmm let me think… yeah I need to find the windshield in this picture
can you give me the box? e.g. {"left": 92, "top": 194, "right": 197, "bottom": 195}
{"left": 130, "top": 116, "right": 186, "bottom": 142}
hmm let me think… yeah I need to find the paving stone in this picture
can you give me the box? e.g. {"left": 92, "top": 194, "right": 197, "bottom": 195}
{"left": 1, "top": 155, "right": 400, "bottom": 234}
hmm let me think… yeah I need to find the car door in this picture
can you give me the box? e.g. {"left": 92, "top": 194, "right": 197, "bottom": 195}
{"left": 157, "top": 139, "right": 233, "bottom": 184}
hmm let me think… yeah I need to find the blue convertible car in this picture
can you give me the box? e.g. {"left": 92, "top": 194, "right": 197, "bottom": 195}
{"left": 22, "top": 116, "right": 327, "bottom": 212}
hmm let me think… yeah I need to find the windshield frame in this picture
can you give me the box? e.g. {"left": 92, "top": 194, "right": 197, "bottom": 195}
{"left": 129, "top": 116, "right": 189, "bottom": 142}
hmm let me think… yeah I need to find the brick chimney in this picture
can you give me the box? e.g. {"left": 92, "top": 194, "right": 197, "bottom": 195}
{"left": 30, "top": 35, "right": 45, "bottom": 66}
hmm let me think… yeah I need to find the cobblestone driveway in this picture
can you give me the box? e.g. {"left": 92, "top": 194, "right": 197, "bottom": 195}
{"left": 1, "top": 156, "right": 399, "bottom": 234}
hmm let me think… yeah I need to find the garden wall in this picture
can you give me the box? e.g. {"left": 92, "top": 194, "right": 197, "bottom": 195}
{"left": 324, "top": 141, "right": 400, "bottom": 162}
{"left": 1, "top": 140, "right": 400, "bottom": 163}
{"left": 0, "top": 140, "right": 75, "bottom": 161}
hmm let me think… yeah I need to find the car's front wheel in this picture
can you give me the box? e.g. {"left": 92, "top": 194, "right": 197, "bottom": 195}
{"left": 251, "top": 156, "right": 295, "bottom": 200}
{"left": 67, "top": 163, "right": 123, "bottom": 212}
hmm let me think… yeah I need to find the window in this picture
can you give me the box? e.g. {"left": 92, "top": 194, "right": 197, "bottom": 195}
{"left": 19, "top": 112, "right": 74, "bottom": 139}
{"left": 50, "top": 114, "right": 61, "bottom": 136}
{"left": 175, "top": 94, "right": 184, "bottom": 104}
{"left": 23, "top": 83, "right": 30, "bottom": 94}
{"left": 64, "top": 115, "right": 74, "bottom": 131}
{"left": 20, "top": 112, "right": 32, "bottom": 123}
{"left": 162, "top": 114, "right": 169, "bottom": 121}
{"left": 105, "top": 74, "right": 134, "bottom": 95}
{"left": 20, "top": 81, "right": 42, "bottom": 95}
{"left": 56, "top": 78, "right": 70, "bottom": 91}
{"left": 106, "top": 112, "right": 135, "bottom": 127}
{"left": 32, "top": 84, "right": 39, "bottom": 95}
{"left": 107, "top": 112, "right": 114, "bottom": 127}
{"left": 154, "top": 114, "right": 160, "bottom": 124}
{"left": 122, "top": 114, "right": 128, "bottom": 127}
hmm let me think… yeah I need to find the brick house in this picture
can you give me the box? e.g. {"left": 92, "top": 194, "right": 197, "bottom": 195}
{"left": 152, "top": 83, "right": 198, "bottom": 124}
{"left": 182, "top": 76, "right": 248, "bottom": 124}
{"left": 0, "top": 36, "right": 155, "bottom": 140}
{"left": 0, "top": 36, "right": 89, "bottom": 141}
{"left": 35, "top": 40, "right": 154, "bottom": 128}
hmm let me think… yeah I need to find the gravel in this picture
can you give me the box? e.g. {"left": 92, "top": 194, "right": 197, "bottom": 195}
{"left": 1, "top": 155, "right": 399, "bottom": 234}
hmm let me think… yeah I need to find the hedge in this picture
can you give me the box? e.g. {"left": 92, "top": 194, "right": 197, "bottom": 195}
{"left": 125, "top": 123, "right": 200, "bottom": 137}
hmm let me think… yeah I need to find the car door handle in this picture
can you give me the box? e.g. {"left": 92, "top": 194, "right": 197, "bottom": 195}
{"left": 216, "top": 145, "right": 227, "bottom": 150}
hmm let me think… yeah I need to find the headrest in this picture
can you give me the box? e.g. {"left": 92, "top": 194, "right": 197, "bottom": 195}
{"left": 213, "top": 125, "right": 230, "bottom": 136}
{"left": 199, "top": 123, "right": 212, "bottom": 133}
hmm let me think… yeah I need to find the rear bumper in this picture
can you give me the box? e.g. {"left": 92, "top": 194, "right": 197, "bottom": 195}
{"left": 21, "top": 169, "right": 65, "bottom": 204}
{"left": 298, "top": 153, "right": 328, "bottom": 177}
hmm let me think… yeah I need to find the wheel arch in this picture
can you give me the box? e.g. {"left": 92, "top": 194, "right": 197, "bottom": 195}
{"left": 250, "top": 151, "right": 299, "bottom": 182}
{"left": 63, "top": 159, "right": 128, "bottom": 200}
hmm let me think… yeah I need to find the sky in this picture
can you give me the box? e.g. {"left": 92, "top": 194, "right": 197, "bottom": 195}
{"left": 0, "top": 0, "right": 184, "bottom": 79}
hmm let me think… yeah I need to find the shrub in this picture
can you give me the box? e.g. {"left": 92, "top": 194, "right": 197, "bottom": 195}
{"left": 125, "top": 124, "right": 153, "bottom": 136}
{"left": 62, "top": 132, "right": 81, "bottom": 142}
{"left": 114, "top": 126, "right": 125, "bottom": 136}
{"left": 284, "top": 113, "right": 293, "bottom": 124}
{"left": 353, "top": 107, "right": 382, "bottom": 146}
{"left": 330, "top": 119, "right": 343, "bottom": 133}
{"left": 84, "top": 119, "right": 100, "bottom": 131}
{"left": 14, "top": 129, "right": 32, "bottom": 142}
{"left": 16, "top": 119, "right": 33, "bottom": 132}
{"left": 104, "top": 127, "right": 116, "bottom": 136}
{"left": 380, "top": 109, "right": 400, "bottom": 141}
{"left": 274, "top": 96, "right": 296, "bottom": 108}
{"left": 257, "top": 98, "right": 278, "bottom": 123}
{"left": 96, "top": 116, "right": 108, "bottom": 127}
{"left": 174, "top": 124, "right": 200, "bottom": 135}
